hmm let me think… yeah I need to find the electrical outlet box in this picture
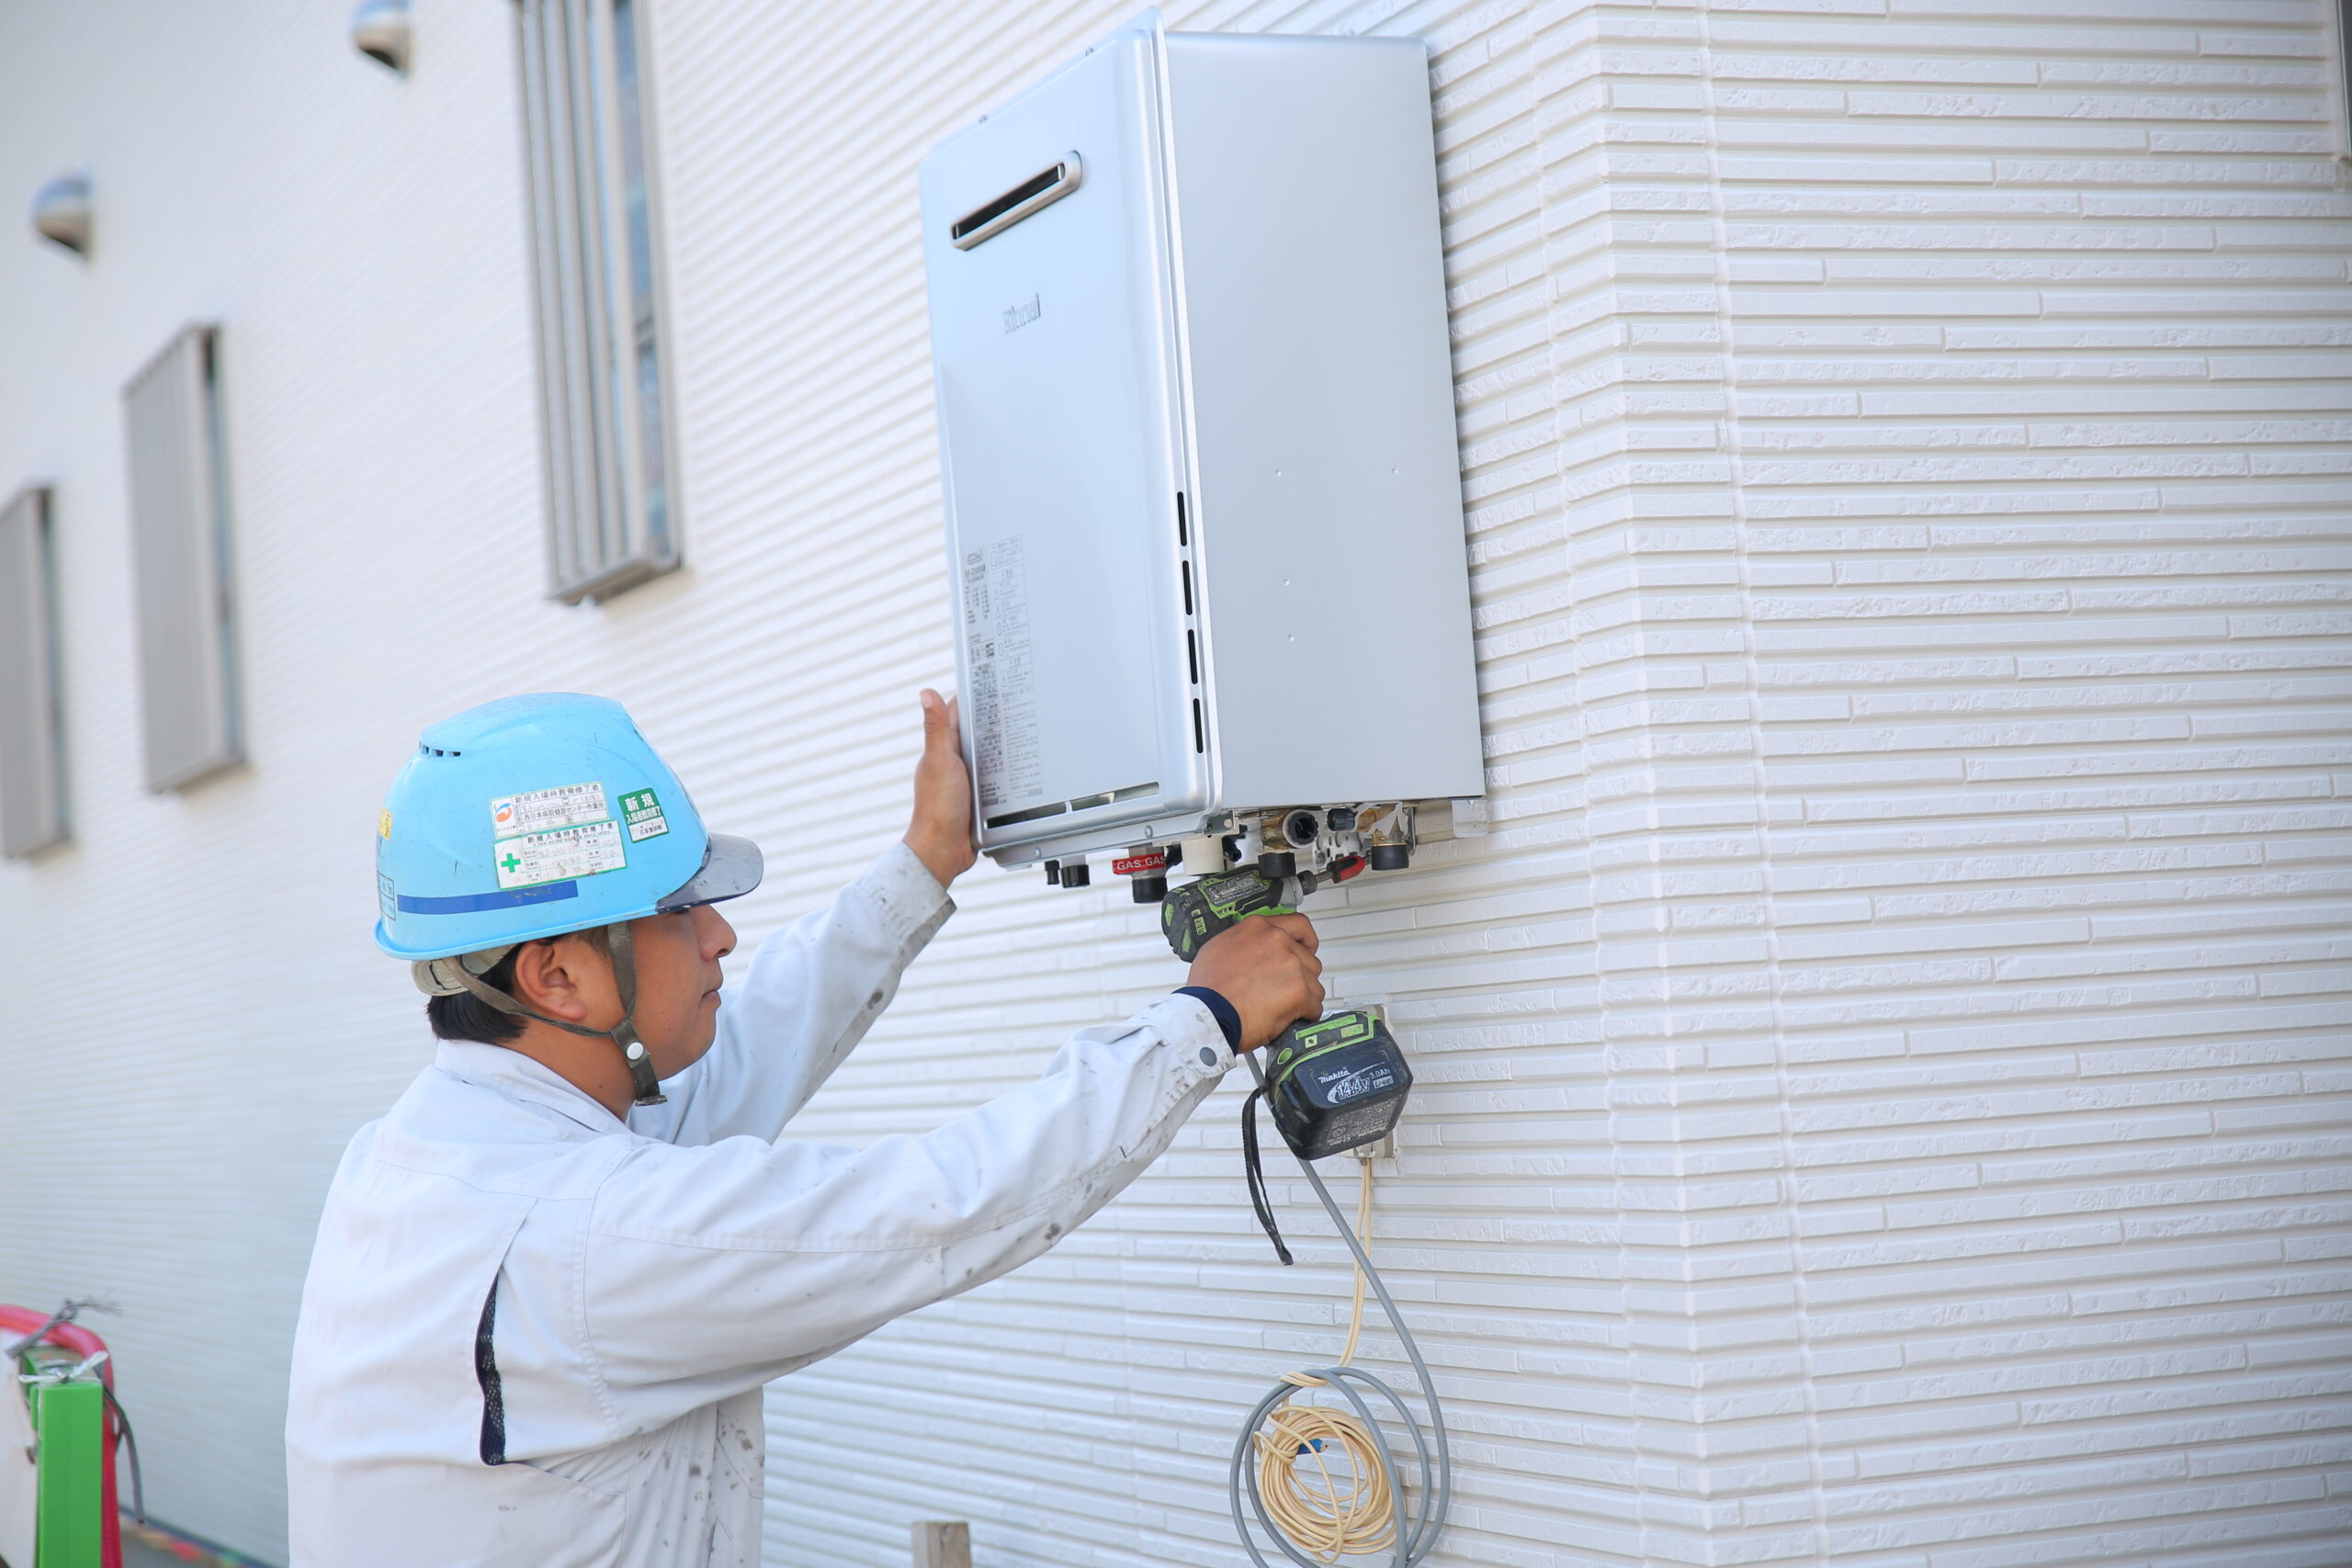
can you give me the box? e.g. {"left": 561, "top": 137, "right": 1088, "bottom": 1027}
{"left": 919, "top": 12, "right": 1482, "bottom": 873}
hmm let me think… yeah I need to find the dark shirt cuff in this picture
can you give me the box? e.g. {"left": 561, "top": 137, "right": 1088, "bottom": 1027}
{"left": 1172, "top": 987, "right": 1243, "bottom": 1052}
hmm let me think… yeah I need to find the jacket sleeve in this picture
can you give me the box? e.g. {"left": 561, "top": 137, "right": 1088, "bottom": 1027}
{"left": 574, "top": 994, "right": 1238, "bottom": 1427}
{"left": 626, "top": 840, "right": 953, "bottom": 1148}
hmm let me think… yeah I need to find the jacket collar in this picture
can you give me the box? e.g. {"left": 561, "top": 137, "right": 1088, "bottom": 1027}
{"left": 432, "top": 1039, "right": 628, "bottom": 1135}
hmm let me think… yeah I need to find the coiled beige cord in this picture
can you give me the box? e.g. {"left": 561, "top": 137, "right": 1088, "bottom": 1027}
{"left": 1249, "top": 1162, "right": 1396, "bottom": 1563}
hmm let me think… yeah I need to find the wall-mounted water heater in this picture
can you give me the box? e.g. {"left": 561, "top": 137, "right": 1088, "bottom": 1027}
{"left": 920, "top": 12, "right": 1481, "bottom": 897}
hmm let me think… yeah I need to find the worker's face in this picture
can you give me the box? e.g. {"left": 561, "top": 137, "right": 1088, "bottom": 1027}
{"left": 513, "top": 904, "right": 737, "bottom": 1088}
{"left": 623, "top": 903, "right": 737, "bottom": 1072}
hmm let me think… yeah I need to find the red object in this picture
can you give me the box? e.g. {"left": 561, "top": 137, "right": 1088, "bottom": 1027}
{"left": 1329, "top": 854, "right": 1366, "bottom": 882}
{"left": 1113, "top": 851, "right": 1166, "bottom": 876}
{"left": 0, "top": 1304, "right": 124, "bottom": 1568}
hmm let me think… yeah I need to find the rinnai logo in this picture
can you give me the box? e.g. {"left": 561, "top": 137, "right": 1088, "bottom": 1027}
{"left": 1002, "top": 293, "right": 1041, "bottom": 333}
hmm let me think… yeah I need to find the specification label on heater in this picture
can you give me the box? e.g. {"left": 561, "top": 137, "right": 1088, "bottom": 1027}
{"left": 962, "top": 536, "right": 1042, "bottom": 811}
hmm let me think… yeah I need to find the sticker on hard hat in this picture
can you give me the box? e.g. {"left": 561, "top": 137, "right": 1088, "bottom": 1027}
{"left": 492, "top": 781, "right": 610, "bottom": 838}
{"left": 619, "top": 788, "right": 670, "bottom": 842}
{"left": 493, "top": 819, "right": 627, "bottom": 889}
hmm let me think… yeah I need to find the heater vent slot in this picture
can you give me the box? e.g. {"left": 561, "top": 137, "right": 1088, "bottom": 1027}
{"left": 987, "top": 781, "right": 1157, "bottom": 829}
{"left": 986, "top": 800, "right": 1065, "bottom": 829}
{"left": 952, "top": 155, "right": 1083, "bottom": 250}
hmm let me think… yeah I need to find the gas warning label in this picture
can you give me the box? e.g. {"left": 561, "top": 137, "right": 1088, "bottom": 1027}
{"left": 493, "top": 819, "right": 627, "bottom": 889}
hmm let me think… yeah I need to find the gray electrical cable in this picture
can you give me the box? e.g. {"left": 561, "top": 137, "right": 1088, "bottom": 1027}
{"left": 1228, "top": 1055, "right": 1453, "bottom": 1567}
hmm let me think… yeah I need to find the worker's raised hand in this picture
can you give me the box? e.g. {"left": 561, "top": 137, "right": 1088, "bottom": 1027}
{"left": 1187, "top": 913, "right": 1323, "bottom": 1052}
{"left": 904, "top": 689, "right": 978, "bottom": 889}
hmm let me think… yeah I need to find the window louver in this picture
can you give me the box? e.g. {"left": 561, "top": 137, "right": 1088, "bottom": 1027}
{"left": 124, "top": 326, "right": 243, "bottom": 793}
{"left": 0, "top": 486, "right": 68, "bottom": 855}
{"left": 515, "top": 0, "right": 681, "bottom": 603}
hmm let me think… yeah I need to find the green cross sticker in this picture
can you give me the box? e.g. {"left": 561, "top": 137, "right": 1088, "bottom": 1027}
{"left": 501, "top": 852, "right": 521, "bottom": 873}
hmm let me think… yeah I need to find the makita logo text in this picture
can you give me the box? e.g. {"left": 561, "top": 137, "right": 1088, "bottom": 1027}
{"left": 1316, "top": 1064, "right": 1393, "bottom": 1103}
{"left": 1002, "top": 294, "right": 1041, "bottom": 333}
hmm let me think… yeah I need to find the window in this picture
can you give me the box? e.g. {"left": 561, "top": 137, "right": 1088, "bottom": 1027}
{"left": 0, "top": 486, "right": 68, "bottom": 855}
{"left": 515, "top": 0, "right": 681, "bottom": 604}
{"left": 124, "top": 325, "right": 243, "bottom": 792}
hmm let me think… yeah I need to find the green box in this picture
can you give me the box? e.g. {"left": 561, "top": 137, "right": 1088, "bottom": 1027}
{"left": 28, "top": 1374, "right": 103, "bottom": 1568}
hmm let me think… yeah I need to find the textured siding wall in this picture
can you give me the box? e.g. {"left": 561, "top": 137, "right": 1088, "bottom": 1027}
{"left": 0, "top": 3, "right": 2346, "bottom": 1567}
{"left": 722, "top": 5, "right": 2352, "bottom": 1565}
{"left": 0, "top": 3, "right": 548, "bottom": 1559}
{"left": 1521, "top": 6, "right": 2352, "bottom": 1562}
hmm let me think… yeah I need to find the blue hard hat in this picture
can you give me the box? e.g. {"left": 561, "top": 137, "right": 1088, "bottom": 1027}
{"left": 373, "top": 693, "right": 763, "bottom": 961}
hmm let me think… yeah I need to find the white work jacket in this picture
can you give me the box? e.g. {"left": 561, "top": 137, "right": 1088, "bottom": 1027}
{"left": 286, "top": 843, "right": 1235, "bottom": 1567}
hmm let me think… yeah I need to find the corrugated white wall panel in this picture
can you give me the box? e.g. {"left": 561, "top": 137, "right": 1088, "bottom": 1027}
{"left": 0, "top": 4, "right": 555, "bottom": 1559}
{"left": 0, "top": 3, "right": 2346, "bottom": 1565}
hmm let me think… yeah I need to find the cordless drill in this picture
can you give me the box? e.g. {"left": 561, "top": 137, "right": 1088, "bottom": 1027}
{"left": 1160, "top": 868, "right": 1304, "bottom": 962}
{"left": 1161, "top": 866, "right": 1412, "bottom": 1162}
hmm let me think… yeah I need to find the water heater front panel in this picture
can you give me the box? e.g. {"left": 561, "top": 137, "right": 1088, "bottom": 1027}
{"left": 920, "top": 30, "right": 1200, "bottom": 852}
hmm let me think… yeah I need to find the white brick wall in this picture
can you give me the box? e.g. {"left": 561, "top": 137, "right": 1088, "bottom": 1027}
{"left": 0, "top": 3, "right": 2345, "bottom": 1565}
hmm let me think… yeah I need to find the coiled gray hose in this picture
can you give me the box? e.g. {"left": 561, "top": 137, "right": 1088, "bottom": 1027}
{"left": 1227, "top": 1055, "right": 1453, "bottom": 1566}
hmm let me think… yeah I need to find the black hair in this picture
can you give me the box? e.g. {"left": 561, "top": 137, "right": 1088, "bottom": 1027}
{"left": 424, "top": 929, "right": 609, "bottom": 1045}
{"left": 425, "top": 946, "right": 527, "bottom": 1044}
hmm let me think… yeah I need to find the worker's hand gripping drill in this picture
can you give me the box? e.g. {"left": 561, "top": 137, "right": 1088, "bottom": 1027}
{"left": 1162, "top": 869, "right": 1304, "bottom": 963}
{"left": 1172, "top": 871, "right": 1414, "bottom": 1271}
{"left": 1167, "top": 866, "right": 1415, "bottom": 1162}
{"left": 1185, "top": 913, "right": 1323, "bottom": 1052}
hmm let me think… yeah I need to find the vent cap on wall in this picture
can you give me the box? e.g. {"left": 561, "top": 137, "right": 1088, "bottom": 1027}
{"left": 29, "top": 172, "right": 91, "bottom": 256}
{"left": 351, "top": 0, "right": 411, "bottom": 73}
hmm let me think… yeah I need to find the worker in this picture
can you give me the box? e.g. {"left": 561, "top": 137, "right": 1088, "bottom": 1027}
{"left": 285, "top": 691, "right": 1322, "bottom": 1567}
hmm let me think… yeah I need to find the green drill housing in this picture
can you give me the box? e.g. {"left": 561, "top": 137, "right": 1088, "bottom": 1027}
{"left": 1159, "top": 869, "right": 1302, "bottom": 962}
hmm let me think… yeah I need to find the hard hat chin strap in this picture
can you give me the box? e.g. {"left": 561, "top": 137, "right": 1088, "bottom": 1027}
{"left": 447, "top": 921, "right": 667, "bottom": 1108}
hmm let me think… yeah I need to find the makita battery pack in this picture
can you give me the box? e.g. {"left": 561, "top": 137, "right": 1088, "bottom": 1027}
{"left": 1263, "top": 1010, "right": 1413, "bottom": 1160}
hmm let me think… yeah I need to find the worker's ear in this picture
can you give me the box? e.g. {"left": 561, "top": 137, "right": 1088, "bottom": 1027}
{"left": 508, "top": 934, "right": 604, "bottom": 1023}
